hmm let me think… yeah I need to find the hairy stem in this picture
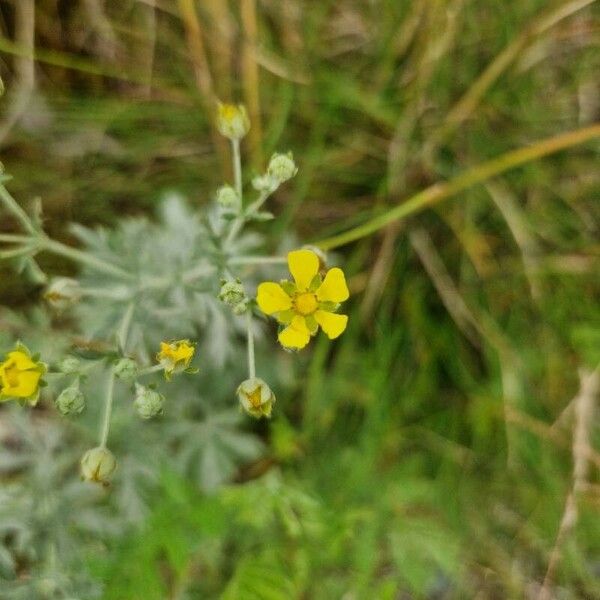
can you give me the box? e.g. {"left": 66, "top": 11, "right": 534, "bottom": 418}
{"left": 0, "top": 184, "right": 37, "bottom": 235}
{"left": 41, "top": 238, "right": 133, "bottom": 280}
{"left": 99, "top": 370, "right": 115, "bottom": 448}
{"left": 246, "top": 310, "right": 256, "bottom": 379}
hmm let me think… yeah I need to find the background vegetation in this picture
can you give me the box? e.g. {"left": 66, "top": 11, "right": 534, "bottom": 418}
{"left": 0, "top": 0, "right": 599, "bottom": 598}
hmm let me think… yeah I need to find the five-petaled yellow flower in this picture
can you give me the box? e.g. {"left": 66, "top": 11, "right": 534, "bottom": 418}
{"left": 257, "top": 249, "right": 349, "bottom": 350}
{"left": 157, "top": 339, "right": 195, "bottom": 380}
{"left": 0, "top": 344, "right": 47, "bottom": 405}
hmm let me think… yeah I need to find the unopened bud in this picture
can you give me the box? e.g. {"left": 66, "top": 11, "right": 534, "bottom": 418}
{"left": 134, "top": 383, "right": 164, "bottom": 419}
{"left": 252, "top": 174, "right": 277, "bottom": 193}
{"left": 267, "top": 152, "right": 297, "bottom": 183}
{"left": 113, "top": 357, "right": 138, "bottom": 382}
{"left": 217, "top": 103, "right": 250, "bottom": 140}
{"left": 58, "top": 356, "right": 82, "bottom": 375}
{"left": 237, "top": 377, "right": 276, "bottom": 419}
{"left": 219, "top": 279, "right": 245, "bottom": 305}
{"left": 80, "top": 446, "right": 116, "bottom": 486}
{"left": 44, "top": 277, "right": 82, "bottom": 310}
{"left": 55, "top": 383, "right": 85, "bottom": 415}
{"left": 215, "top": 185, "right": 240, "bottom": 212}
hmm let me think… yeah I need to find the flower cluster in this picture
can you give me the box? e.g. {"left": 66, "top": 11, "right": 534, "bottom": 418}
{"left": 0, "top": 100, "right": 351, "bottom": 493}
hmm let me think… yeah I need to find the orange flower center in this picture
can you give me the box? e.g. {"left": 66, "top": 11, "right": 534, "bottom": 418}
{"left": 294, "top": 292, "right": 318, "bottom": 316}
{"left": 247, "top": 388, "right": 262, "bottom": 408}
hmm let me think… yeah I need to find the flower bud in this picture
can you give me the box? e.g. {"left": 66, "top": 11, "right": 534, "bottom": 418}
{"left": 252, "top": 174, "right": 277, "bottom": 193}
{"left": 80, "top": 446, "right": 117, "bottom": 486}
{"left": 44, "top": 277, "right": 82, "bottom": 310}
{"left": 55, "top": 383, "right": 85, "bottom": 415}
{"left": 113, "top": 357, "right": 138, "bottom": 382}
{"left": 134, "top": 383, "right": 164, "bottom": 419}
{"left": 217, "top": 103, "right": 250, "bottom": 140}
{"left": 219, "top": 279, "right": 246, "bottom": 305}
{"left": 58, "top": 356, "right": 82, "bottom": 375}
{"left": 237, "top": 377, "right": 276, "bottom": 419}
{"left": 267, "top": 152, "right": 297, "bottom": 183}
{"left": 215, "top": 185, "right": 241, "bottom": 212}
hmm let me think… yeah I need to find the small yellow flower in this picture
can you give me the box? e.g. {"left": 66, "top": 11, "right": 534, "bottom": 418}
{"left": 157, "top": 339, "right": 195, "bottom": 380}
{"left": 0, "top": 344, "right": 47, "bottom": 405}
{"left": 256, "top": 249, "right": 350, "bottom": 350}
{"left": 216, "top": 102, "right": 250, "bottom": 140}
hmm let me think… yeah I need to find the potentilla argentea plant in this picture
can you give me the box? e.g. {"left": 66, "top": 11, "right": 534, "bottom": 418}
{"left": 0, "top": 103, "right": 350, "bottom": 487}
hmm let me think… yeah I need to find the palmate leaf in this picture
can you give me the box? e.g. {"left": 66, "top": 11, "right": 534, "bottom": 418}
{"left": 168, "top": 409, "right": 264, "bottom": 491}
{"left": 70, "top": 194, "right": 266, "bottom": 366}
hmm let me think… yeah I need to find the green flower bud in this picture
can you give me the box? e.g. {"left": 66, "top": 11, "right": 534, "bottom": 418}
{"left": 219, "top": 279, "right": 246, "bottom": 305}
{"left": 55, "top": 383, "right": 85, "bottom": 415}
{"left": 58, "top": 356, "right": 81, "bottom": 375}
{"left": 267, "top": 152, "right": 297, "bottom": 183}
{"left": 80, "top": 446, "right": 117, "bottom": 486}
{"left": 237, "top": 377, "right": 276, "bottom": 419}
{"left": 44, "top": 277, "right": 82, "bottom": 310}
{"left": 113, "top": 357, "right": 138, "bottom": 382}
{"left": 215, "top": 185, "right": 240, "bottom": 211}
{"left": 217, "top": 102, "right": 250, "bottom": 140}
{"left": 134, "top": 383, "right": 165, "bottom": 419}
{"left": 252, "top": 173, "right": 277, "bottom": 193}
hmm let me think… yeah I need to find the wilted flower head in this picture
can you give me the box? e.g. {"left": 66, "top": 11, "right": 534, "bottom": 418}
{"left": 44, "top": 277, "right": 82, "bottom": 310}
{"left": 0, "top": 343, "right": 47, "bottom": 405}
{"left": 267, "top": 152, "right": 298, "bottom": 183}
{"left": 156, "top": 339, "right": 195, "bottom": 380}
{"left": 217, "top": 102, "right": 250, "bottom": 140}
{"left": 257, "top": 249, "right": 349, "bottom": 350}
{"left": 113, "top": 357, "right": 138, "bottom": 382}
{"left": 134, "top": 383, "right": 164, "bottom": 419}
{"left": 237, "top": 377, "right": 276, "bottom": 419}
{"left": 55, "top": 382, "right": 85, "bottom": 415}
{"left": 80, "top": 446, "right": 117, "bottom": 486}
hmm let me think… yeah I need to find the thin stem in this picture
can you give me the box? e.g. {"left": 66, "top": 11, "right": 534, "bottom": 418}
{"left": 0, "top": 184, "right": 37, "bottom": 235}
{"left": 137, "top": 364, "right": 164, "bottom": 377}
{"left": 229, "top": 255, "right": 287, "bottom": 266}
{"left": 0, "top": 233, "right": 31, "bottom": 243}
{"left": 244, "top": 189, "right": 271, "bottom": 215}
{"left": 245, "top": 310, "right": 256, "bottom": 379}
{"left": 315, "top": 123, "right": 600, "bottom": 250}
{"left": 99, "top": 370, "right": 115, "bottom": 448}
{"left": 117, "top": 301, "right": 136, "bottom": 352}
{"left": 0, "top": 244, "right": 38, "bottom": 260}
{"left": 225, "top": 139, "right": 245, "bottom": 246}
{"left": 41, "top": 237, "right": 133, "bottom": 280}
{"left": 232, "top": 138, "right": 242, "bottom": 200}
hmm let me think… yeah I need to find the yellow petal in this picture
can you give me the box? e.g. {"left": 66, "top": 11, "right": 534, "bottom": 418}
{"left": 314, "top": 310, "right": 348, "bottom": 339}
{"left": 287, "top": 250, "right": 319, "bottom": 291}
{"left": 2, "top": 370, "right": 41, "bottom": 398}
{"left": 316, "top": 268, "right": 349, "bottom": 303}
{"left": 6, "top": 351, "right": 37, "bottom": 371}
{"left": 278, "top": 316, "right": 311, "bottom": 349}
{"left": 257, "top": 282, "right": 292, "bottom": 315}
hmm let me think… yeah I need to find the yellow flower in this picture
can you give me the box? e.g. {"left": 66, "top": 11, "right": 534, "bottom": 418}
{"left": 256, "top": 249, "right": 349, "bottom": 350}
{"left": 157, "top": 339, "right": 195, "bottom": 380}
{"left": 216, "top": 102, "right": 250, "bottom": 140}
{"left": 0, "top": 344, "right": 47, "bottom": 405}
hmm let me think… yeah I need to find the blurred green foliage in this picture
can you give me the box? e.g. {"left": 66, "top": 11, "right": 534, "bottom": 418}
{"left": 0, "top": 0, "right": 599, "bottom": 598}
